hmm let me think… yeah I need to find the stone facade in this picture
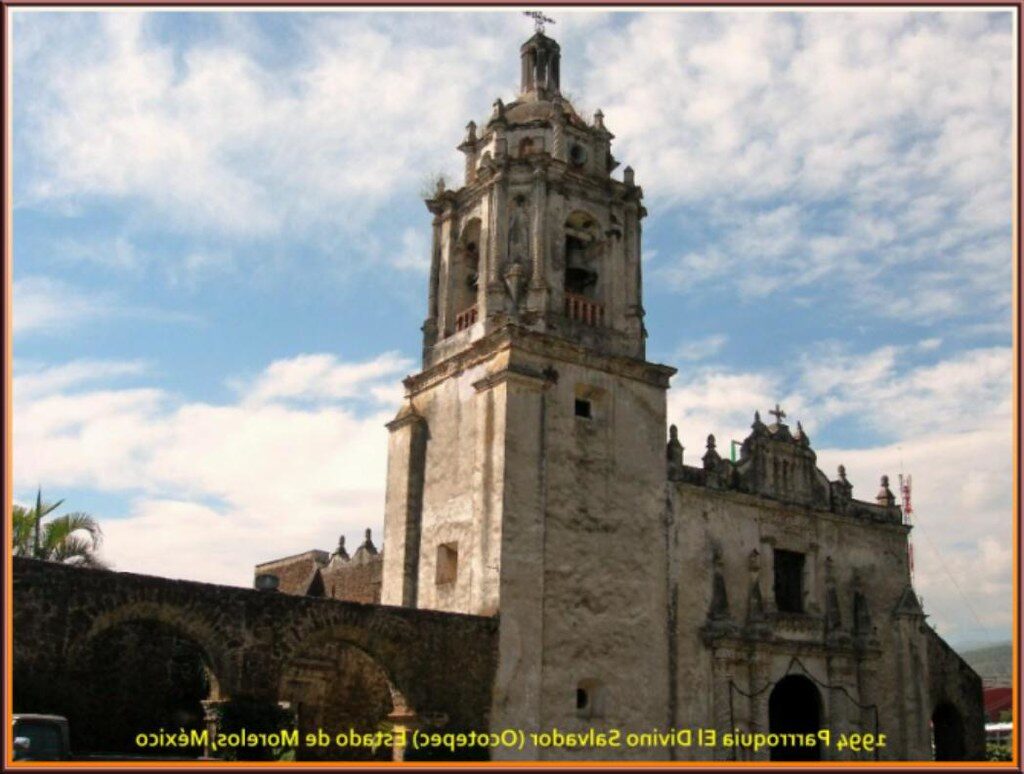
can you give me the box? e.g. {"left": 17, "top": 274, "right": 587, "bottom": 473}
{"left": 366, "top": 30, "right": 984, "bottom": 762}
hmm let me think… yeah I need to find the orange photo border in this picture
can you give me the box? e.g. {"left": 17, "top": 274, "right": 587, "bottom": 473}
{"left": 2, "top": 1, "right": 1020, "bottom": 770}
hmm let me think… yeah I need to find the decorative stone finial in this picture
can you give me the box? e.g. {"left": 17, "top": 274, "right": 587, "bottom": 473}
{"left": 623, "top": 166, "right": 635, "bottom": 187}
{"left": 594, "top": 109, "right": 605, "bottom": 129}
{"left": 667, "top": 424, "right": 684, "bottom": 467}
{"left": 334, "top": 534, "right": 349, "bottom": 561}
{"left": 795, "top": 420, "right": 810, "bottom": 446}
{"left": 751, "top": 410, "right": 766, "bottom": 434}
{"left": 702, "top": 434, "right": 721, "bottom": 471}
{"left": 838, "top": 464, "right": 848, "bottom": 482}
{"left": 491, "top": 98, "right": 506, "bottom": 122}
{"left": 876, "top": 475, "right": 895, "bottom": 507}
{"left": 435, "top": 177, "right": 446, "bottom": 197}
{"left": 465, "top": 120, "right": 477, "bottom": 143}
{"left": 360, "top": 527, "right": 378, "bottom": 555}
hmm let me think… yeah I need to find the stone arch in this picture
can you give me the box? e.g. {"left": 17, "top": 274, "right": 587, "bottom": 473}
{"left": 453, "top": 217, "right": 482, "bottom": 322}
{"left": 563, "top": 209, "right": 602, "bottom": 299}
{"left": 275, "top": 617, "right": 419, "bottom": 761}
{"left": 64, "top": 608, "right": 227, "bottom": 755}
{"left": 931, "top": 701, "right": 966, "bottom": 760}
{"left": 768, "top": 674, "right": 822, "bottom": 761}
{"left": 69, "top": 599, "right": 231, "bottom": 692}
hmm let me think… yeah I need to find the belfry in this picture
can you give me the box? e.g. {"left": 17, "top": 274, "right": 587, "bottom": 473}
{"left": 420, "top": 27, "right": 647, "bottom": 367}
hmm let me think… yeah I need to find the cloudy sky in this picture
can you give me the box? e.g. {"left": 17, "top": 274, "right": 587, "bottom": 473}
{"left": 12, "top": 9, "right": 1014, "bottom": 648}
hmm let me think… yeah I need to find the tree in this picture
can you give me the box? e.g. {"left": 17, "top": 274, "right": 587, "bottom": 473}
{"left": 12, "top": 488, "right": 106, "bottom": 567}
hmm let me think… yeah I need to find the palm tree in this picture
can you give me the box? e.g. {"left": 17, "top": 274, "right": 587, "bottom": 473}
{"left": 12, "top": 488, "right": 106, "bottom": 568}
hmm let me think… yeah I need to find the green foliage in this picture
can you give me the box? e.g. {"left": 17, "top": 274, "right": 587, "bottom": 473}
{"left": 986, "top": 741, "right": 1012, "bottom": 761}
{"left": 11, "top": 488, "right": 106, "bottom": 567}
{"left": 210, "top": 699, "right": 296, "bottom": 761}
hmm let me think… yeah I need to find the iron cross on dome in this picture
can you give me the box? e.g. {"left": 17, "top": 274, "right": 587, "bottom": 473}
{"left": 524, "top": 11, "right": 556, "bottom": 34}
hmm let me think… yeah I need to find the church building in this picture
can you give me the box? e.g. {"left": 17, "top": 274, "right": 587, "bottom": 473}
{"left": 258, "top": 29, "right": 984, "bottom": 762}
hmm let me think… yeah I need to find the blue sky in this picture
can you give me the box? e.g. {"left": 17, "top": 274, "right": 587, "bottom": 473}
{"left": 12, "top": 9, "right": 1014, "bottom": 648}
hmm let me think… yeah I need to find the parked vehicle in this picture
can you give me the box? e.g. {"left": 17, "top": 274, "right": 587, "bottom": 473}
{"left": 13, "top": 714, "right": 218, "bottom": 762}
{"left": 13, "top": 714, "right": 70, "bottom": 761}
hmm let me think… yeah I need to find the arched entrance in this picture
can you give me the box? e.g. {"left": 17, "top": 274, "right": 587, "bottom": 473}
{"left": 279, "top": 638, "right": 403, "bottom": 761}
{"left": 932, "top": 702, "right": 966, "bottom": 760}
{"left": 67, "top": 619, "right": 220, "bottom": 756}
{"left": 768, "top": 674, "right": 822, "bottom": 761}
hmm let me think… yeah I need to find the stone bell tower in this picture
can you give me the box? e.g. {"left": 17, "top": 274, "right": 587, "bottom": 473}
{"left": 420, "top": 29, "right": 648, "bottom": 369}
{"left": 382, "top": 28, "right": 675, "bottom": 758}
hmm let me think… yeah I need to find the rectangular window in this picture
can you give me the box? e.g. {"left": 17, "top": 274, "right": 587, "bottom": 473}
{"left": 574, "top": 398, "right": 592, "bottom": 418}
{"left": 436, "top": 542, "right": 458, "bottom": 585}
{"left": 773, "top": 549, "right": 805, "bottom": 613}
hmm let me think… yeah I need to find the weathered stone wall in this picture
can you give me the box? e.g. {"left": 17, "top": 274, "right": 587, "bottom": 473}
{"left": 496, "top": 339, "right": 673, "bottom": 760}
{"left": 13, "top": 557, "right": 498, "bottom": 759}
{"left": 667, "top": 469, "right": 984, "bottom": 761}
{"left": 924, "top": 626, "right": 985, "bottom": 760}
{"left": 319, "top": 554, "right": 383, "bottom": 604}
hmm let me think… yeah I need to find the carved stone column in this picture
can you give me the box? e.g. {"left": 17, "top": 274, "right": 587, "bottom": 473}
{"left": 528, "top": 164, "right": 548, "bottom": 313}
{"left": 201, "top": 698, "right": 228, "bottom": 759}
{"left": 423, "top": 215, "right": 442, "bottom": 350}
{"left": 747, "top": 652, "right": 770, "bottom": 762}
{"left": 711, "top": 650, "right": 736, "bottom": 761}
{"left": 386, "top": 689, "right": 418, "bottom": 762}
{"left": 486, "top": 173, "right": 508, "bottom": 318}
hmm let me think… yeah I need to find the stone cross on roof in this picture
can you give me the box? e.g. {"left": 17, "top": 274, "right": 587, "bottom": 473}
{"left": 769, "top": 403, "right": 786, "bottom": 424}
{"left": 523, "top": 10, "right": 555, "bottom": 34}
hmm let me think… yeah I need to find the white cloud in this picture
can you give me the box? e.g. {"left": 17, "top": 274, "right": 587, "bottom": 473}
{"left": 673, "top": 333, "right": 728, "bottom": 363}
{"left": 13, "top": 276, "right": 109, "bottom": 335}
{"left": 241, "top": 351, "right": 412, "bottom": 405}
{"left": 14, "top": 275, "right": 201, "bottom": 336}
{"left": 13, "top": 358, "right": 149, "bottom": 399}
{"left": 12, "top": 352, "right": 411, "bottom": 584}
{"left": 15, "top": 12, "right": 511, "bottom": 241}
{"left": 589, "top": 11, "right": 1012, "bottom": 324}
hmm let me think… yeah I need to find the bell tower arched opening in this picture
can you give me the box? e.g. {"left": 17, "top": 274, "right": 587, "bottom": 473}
{"left": 450, "top": 218, "right": 481, "bottom": 333}
{"left": 563, "top": 210, "right": 600, "bottom": 300}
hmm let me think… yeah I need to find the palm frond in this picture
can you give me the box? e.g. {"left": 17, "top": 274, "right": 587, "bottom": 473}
{"left": 41, "top": 513, "right": 103, "bottom": 559}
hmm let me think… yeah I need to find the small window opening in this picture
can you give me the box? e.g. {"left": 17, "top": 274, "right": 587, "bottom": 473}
{"left": 774, "top": 549, "right": 805, "bottom": 613}
{"left": 575, "top": 399, "right": 592, "bottom": 418}
{"left": 575, "top": 679, "right": 603, "bottom": 719}
{"left": 436, "top": 542, "right": 458, "bottom": 585}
